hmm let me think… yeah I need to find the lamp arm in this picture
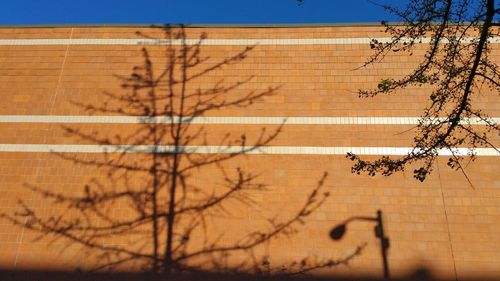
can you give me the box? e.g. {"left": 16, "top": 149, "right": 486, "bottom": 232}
{"left": 348, "top": 216, "right": 378, "bottom": 223}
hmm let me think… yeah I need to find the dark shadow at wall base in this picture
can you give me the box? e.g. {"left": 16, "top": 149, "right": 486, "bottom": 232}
{"left": 0, "top": 269, "right": 496, "bottom": 281}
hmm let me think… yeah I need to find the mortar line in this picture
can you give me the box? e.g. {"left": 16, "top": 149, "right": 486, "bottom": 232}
{"left": 48, "top": 28, "right": 73, "bottom": 115}
{"left": 13, "top": 27, "right": 74, "bottom": 268}
{"left": 436, "top": 158, "right": 459, "bottom": 281}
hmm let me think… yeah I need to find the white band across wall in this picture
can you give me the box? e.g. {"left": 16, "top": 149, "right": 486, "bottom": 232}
{"left": 0, "top": 115, "right": 498, "bottom": 125}
{"left": 0, "top": 37, "right": 499, "bottom": 46}
{"left": 0, "top": 144, "right": 497, "bottom": 156}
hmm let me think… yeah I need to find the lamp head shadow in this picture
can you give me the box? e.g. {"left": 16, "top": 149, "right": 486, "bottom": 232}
{"left": 329, "top": 224, "right": 346, "bottom": 240}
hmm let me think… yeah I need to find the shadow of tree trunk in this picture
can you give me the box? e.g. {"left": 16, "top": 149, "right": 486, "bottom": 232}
{"left": 2, "top": 25, "right": 364, "bottom": 275}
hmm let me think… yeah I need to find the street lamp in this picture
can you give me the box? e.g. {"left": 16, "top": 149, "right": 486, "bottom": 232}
{"left": 330, "top": 210, "right": 390, "bottom": 279}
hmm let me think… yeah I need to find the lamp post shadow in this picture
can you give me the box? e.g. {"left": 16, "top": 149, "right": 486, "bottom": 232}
{"left": 330, "top": 209, "right": 390, "bottom": 279}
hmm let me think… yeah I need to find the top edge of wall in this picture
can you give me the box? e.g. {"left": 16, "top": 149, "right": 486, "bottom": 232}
{"left": 0, "top": 22, "right": 392, "bottom": 29}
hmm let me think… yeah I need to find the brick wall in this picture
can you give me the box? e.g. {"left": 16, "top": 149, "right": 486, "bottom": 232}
{"left": 0, "top": 25, "right": 498, "bottom": 279}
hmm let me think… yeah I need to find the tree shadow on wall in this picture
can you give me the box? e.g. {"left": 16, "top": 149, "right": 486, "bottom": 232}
{"left": 2, "top": 26, "right": 364, "bottom": 275}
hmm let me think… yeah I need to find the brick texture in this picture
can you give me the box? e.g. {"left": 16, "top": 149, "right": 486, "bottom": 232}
{"left": 0, "top": 25, "right": 498, "bottom": 280}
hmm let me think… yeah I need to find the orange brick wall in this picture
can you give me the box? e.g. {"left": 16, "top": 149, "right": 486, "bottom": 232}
{"left": 0, "top": 25, "right": 498, "bottom": 279}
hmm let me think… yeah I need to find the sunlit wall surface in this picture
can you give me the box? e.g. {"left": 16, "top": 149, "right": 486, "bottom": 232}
{"left": 0, "top": 25, "right": 498, "bottom": 280}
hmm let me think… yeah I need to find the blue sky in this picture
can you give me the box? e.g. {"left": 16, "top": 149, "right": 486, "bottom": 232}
{"left": 0, "top": 0, "right": 408, "bottom": 25}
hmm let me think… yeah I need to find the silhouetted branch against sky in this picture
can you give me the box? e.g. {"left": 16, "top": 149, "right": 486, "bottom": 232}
{"left": 2, "top": 25, "right": 363, "bottom": 274}
{"left": 346, "top": 0, "right": 500, "bottom": 183}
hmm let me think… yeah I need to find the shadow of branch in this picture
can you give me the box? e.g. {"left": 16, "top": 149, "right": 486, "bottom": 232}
{"left": 1, "top": 25, "right": 363, "bottom": 274}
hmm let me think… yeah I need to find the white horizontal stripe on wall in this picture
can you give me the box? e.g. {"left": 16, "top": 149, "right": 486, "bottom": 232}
{"left": 0, "top": 115, "right": 498, "bottom": 125}
{"left": 0, "top": 37, "right": 499, "bottom": 46}
{"left": 0, "top": 144, "right": 497, "bottom": 156}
